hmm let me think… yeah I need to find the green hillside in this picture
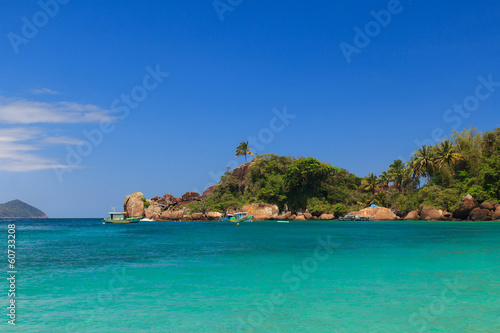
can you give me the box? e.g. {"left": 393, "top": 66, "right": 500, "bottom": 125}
{"left": 0, "top": 200, "right": 47, "bottom": 218}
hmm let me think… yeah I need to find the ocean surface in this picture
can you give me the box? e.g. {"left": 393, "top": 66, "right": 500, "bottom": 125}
{"left": 0, "top": 219, "right": 499, "bottom": 333}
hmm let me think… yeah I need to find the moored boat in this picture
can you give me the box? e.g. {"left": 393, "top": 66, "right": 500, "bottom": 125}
{"left": 220, "top": 212, "right": 253, "bottom": 223}
{"left": 104, "top": 212, "right": 141, "bottom": 223}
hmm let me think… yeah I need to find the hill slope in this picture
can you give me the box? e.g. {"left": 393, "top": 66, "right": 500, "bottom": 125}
{"left": 0, "top": 200, "right": 47, "bottom": 218}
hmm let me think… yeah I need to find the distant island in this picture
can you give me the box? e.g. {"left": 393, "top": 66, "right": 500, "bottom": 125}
{"left": 0, "top": 200, "right": 47, "bottom": 219}
{"left": 121, "top": 127, "right": 500, "bottom": 222}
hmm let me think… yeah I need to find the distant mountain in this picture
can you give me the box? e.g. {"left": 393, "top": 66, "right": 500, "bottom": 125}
{"left": 0, "top": 200, "right": 47, "bottom": 218}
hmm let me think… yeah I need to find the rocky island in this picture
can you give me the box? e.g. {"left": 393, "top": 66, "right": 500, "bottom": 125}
{"left": 121, "top": 127, "right": 500, "bottom": 222}
{"left": 0, "top": 199, "right": 47, "bottom": 219}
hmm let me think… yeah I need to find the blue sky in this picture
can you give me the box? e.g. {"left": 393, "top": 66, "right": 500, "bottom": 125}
{"left": 1, "top": 0, "right": 499, "bottom": 217}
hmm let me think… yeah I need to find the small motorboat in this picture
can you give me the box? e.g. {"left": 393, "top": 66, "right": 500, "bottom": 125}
{"left": 104, "top": 211, "right": 141, "bottom": 224}
{"left": 220, "top": 212, "right": 253, "bottom": 223}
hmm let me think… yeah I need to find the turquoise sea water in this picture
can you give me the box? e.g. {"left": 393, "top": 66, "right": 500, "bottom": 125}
{"left": 0, "top": 219, "right": 499, "bottom": 332}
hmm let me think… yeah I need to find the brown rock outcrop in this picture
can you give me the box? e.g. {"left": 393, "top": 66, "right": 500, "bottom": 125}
{"left": 230, "top": 162, "right": 255, "bottom": 190}
{"left": 480, "top": 202, "right": 495, "bottom": 211}
{"left": 241, "top": 202, "right": 279, "bottom": 220}
{"left": 159, "top": 211, "right": 171, "bottom": 221}
{"left": 295, "top": 214, "right": 306, "bottom": 221}
{"left": 404, "top": 210, "right": 420, "bottom": 220}
{"left": 202, "top": 185, "right": 218, "bottom": 199}
{"left": 191, "top": 213, "right": 205, "bottom": 220}
{"left": 492, "top": 206, "right": 500, "bottom": 220}
{"left": 181, "top": 192, "right": 202, "bottom": 202}
{"left": 320, "top": 213, "right": 335, "bottom": 220}
{"left": 469, "top": 208, "right": 491, "bottom": 221}
{"left": 304, "top": 213, "right": 313, "bottom": 220}
{"left": 124, "top": 192, "right": 145, "bottom": 218}
{"left": 170, "top": 211, "right": 183, "bottom": 221}
{"left": 206, "top": 211, "right": 223, "bottom": 220}
{"left": 420, "top": 206, "right": 443, "bottom": 221}
{"left": 453, "top": 194, "right": 478, "bottom": 219}
{"left": 163, "top": 194, "right": 180, "bottom": 208}
{"left": 144, "top": 210, "right": 159, "bottom": 220}
{"left": 346, "top": 207, "right": 397, "bottom": 221}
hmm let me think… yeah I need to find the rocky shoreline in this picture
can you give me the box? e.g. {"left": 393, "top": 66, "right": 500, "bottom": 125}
{"left": 123, "top": 191, "right": 500, "bottom": 222}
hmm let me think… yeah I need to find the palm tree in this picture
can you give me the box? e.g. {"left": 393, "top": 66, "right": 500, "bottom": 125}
{"left": 235, "top": 141, "right": 254, "bottom": 162}
{"left": 412, "top": 145, "right": 435, "bottom": 181}
{"left": 378, "top": 171, "right": 391, "bottom": 187}
{"left": 362, "top": 173, "right": 378, "bottom": 194}
{"left": 435, "top": 140, "right": 463, "bottom": 170}
{"left": 404, "top": 161, "right": 419, "bottom": 191}
{"left": 388, "top": 159, "right": 405, "bottom": 192}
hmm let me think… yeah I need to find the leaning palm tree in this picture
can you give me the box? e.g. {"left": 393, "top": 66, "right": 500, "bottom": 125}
{"left": 435, "top": 140, "right": 463, "bottom": 170}
{"left": 235, "top": 141, "right": 254, "bottom": 162}
{"left": 362, "top": 173, "right": 378, "bottom": 194}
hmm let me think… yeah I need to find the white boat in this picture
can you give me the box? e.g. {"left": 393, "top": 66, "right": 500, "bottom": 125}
{"left": 277, "top": 220, "right": 289, "bottom": 223}
{"left": 140, "top": 218, "right": 155, "bottom": 222}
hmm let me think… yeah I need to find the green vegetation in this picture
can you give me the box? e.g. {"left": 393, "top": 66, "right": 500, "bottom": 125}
{"left": 0, "top": 199, "right": 47, "bottom": 218}
{"left": 188, "top": 127, "right": 500, "bottom": 216}
{"left": 141, "top": 197, "right": 150, "bottom": 209}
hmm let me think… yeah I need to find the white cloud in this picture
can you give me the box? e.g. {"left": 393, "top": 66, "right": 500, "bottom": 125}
{"left": 31, "top": 88, "right": 59, "bottom": 95}
{"left": 41, "top": 136, "right": 85, "bottom": 146}
{"left": 0, "top": 127, "right": 82, "bottom": 172}
{"left": 0, "top": 97, "right": 116, "bottom": 124}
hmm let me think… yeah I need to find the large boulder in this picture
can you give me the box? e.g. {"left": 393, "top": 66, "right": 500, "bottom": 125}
{"left": 404, "top": 210, "right": 420, "bottom": 220}
{"left": 303, "top": 213, "right": 313, "bottom": 220}
{"left": 492, "top": 206, "right": 500, "bottom": 220}
{"left": 206, "top": 211, "right": 223, "bottom": 220}
{"left": 144, "top": 210, "right": 159, "bottom": 220}
{"left": 241, "top": 202, "right": 279, "bottom": 221}
{"left": 453, "top": 194, "right": 478, "bottom": 219}
{"left": 469, "top": 208, "right": 491, "bottom": 221}
{"left": 480, "top": 202, "right": 495, "bottom": 211}
{"left": 181, "top": 192, "right": 202, "bottom": 202}
{"left": 295, "top": 214, "right": 306, "bottom": 221}
{"left": 230, "top": 162, "right": 255, "bottom": 190}
{"left": 420, "top": 206, "right": 443, "bottom": 221}
{"left": 170, "top": 211, "right": 183, "bottom": 221}
{"left": 346, "top": 207, "right": 397, "bottom": 221}
{"left": 124, "top": 192, "right": 145, "bottom": 218}
{"left": 202, "top": 185, "right": 218, "bottom": 199}
{"left": 145, "top": 203, "right": 161, "bottom": 215}
{"left": 320, "top": 214, "right": 334, "bottom": 220}
{"left": 163, "top": 194, "right": 181, "bottom": 208}
{"left": 191, "top": 213, "right": 205, "bottom": 220}
{"left": 159, "top": 211, "right": 171, "bottom": 221}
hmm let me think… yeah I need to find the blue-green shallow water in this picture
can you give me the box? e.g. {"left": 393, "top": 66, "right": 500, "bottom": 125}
{"left": 0, "top": 219, "right": 499, "bottom": 333}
